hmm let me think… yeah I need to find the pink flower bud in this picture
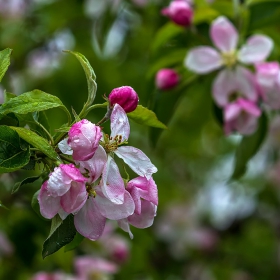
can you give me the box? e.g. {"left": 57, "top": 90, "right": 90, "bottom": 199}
{"left": 108, "top": 86, "right": 139, "bottom": 113}
{"left": 68, "top": 119, "right": 102, "bottom": 161}
{"left": 161, "top": 0, "right": 193, "bottom": 27}
{"left": 155, "top": 68, "right": 180, "bottom": 90}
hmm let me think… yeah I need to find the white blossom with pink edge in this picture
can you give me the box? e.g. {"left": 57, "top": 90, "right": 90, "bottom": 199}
{"left": 255, "top": 61, "right": 280, "bottom": 109}
{"left": 118, "top": 176, "right": 158, "bottom": 238}
{"left": 100, "top": 104, "right": 157, "bottom": 204}
{"left": 224, "top": 98, "right": 261, "bottom": 135}
{"left": 185, "top": 16, "right": 273, "bottom": 107}
{"left": 38, "top": 164, "right": 88, "bottom": 220}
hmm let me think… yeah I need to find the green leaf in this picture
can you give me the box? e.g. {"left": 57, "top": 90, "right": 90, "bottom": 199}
{"left": 0, "top": 48, "right": 12, "bottom": 82}
{"left": 9, "top": 126, "right": 60, "bottom": 161}
{"left": 17, "top": 112, "right": 50, "bottom": 139}
{"left": 64, "top": 50, "right": 97, "bottom": 109}
{"left": 0, "top": 113, "right": 19, "bottom": 127}
{"left": 0, "top": 200, "right": 8, "bottom": 210}
{"left": 128, "top": 105, "right": 167, "bottom": 129}
{"left": 193, "top": 7, "right": 219, "bottom": 25}
{"left": 0, "top": 125, "right": 30, "bottom": 173}
{"left": 42, "top": 214, "right": 76, "bottom": 258}
{"left": 4, "top": 92, "right": 17, "bottom": 102}
{"left": 230, "top": 113, "right": 268, "bottom": 180}
{"left": 12, "top": 175, "right": 41, "bottom": 194}
{"left": 64, "top": 232, "right": 84, "bottom": 252}
{"left": 247, "top": 0, "right": 280, "bottom": 30}
{"left": 0, "top": 90, "right": 71, "bottom": 123}
{"left": 151, "top": 22, "right": 185, "bottom": 53}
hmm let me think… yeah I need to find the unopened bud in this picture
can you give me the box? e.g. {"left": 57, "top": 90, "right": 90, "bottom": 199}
{"left": 108, "top": 86, "right": 139, "bottom": 113}
{"left": 156, "top": 68, "right": 180, "bottom": 90}
{"left": 161, "top": 0, "right": 193, "bottom": 27}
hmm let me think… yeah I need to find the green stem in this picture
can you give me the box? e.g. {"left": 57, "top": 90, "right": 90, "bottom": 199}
{"left": 60, "top": 154, "right": 75, "bottom": 164}
{"left": 233, "top": 0, "right": 240, "bottom": 19}
{"left": 34, "top": 121, "right": 55, "bottom": 146}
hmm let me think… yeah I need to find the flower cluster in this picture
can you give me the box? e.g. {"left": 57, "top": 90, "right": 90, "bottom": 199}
{"left": 38, "top": 88, "right": 158, "bottom": 240}
{"left": 185, "top": 16, "right": 279, "bottom": 135}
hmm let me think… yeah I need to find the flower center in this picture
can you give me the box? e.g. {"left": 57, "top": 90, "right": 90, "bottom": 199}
{"left": 102, "top": 134, "right": 125, "bottom": 153}
{"left": 221, "top": 51, "right": 237, "bottom": 67}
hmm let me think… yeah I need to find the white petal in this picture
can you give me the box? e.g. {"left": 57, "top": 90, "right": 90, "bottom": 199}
{"left": 58, "top": 138, "right": 73, "bottom": 155}
{"left": 212, "top": 69, "right": 237, "bottom": 107}
{"left": 115, "top": 146, "right": 157, "bottom": 180}
{"left": 101, "top": 156, "right": 125, "bottom": 204}
{"left": 110, "top": 104, "right": 130, "bottom": 141}
{"left": 210, "top": 16, "right": 238, "bottom": 52}
{"left": 95, "top": 189, "right": 135, "bottom": 220}
{"left": 238, "top": 35, "right": 273, "bottom": 64}
{"left": 184, "top": 47, "right": 223, "bottom": 74}
{"left": 118, "top": 218, "right": 134, "bottom": 239}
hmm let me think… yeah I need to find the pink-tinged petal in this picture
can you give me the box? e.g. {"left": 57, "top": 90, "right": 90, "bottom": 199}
{"left": 110, "top": 104, "right": 130, "bottom": 141}
{"left": 255, "top": 61, "right": 280, "bottom": 88}
{"left": 238, "top": 98, "right": 261, "bottom": 117}
{"left": 224, "top": 103, "right": 242, "bottom": 122}
{"left": 212, "top": 69, "right": 237, "bottom": 107}
{"left": 235, "top": 66, "right": 258, "bottom": 102}
{"left": 118, "top": 218, "right": 134, "bottom": 239}
{"left": 47, "top": 166, "right": 71, "bottom": 197}
{"left": 210, "top": 16, "right": 238, "bottom": 52}
{"left": 77, "top": 145, "right": 107, "bottom": 184}
{"left": 101, "top": 156, "right": 125, "bottom": 204}
{"left": 115, "top": 146, "right": 157, "bottom": 180}
{"left": 128, "top": 200, "right": 157, "bottom": 228}
{"left": 235, "top": 112, "right": 259, "bottom": 135}
{"left": 184, "top": 47, "right": 222, "bottom": 74}
{"left": 58, "top": 138, "right": 73, "bottom": 155}
{"left": 38, "top": 181, "right": 61, "bottom": 219}
{"left": 238, "top": 35, "right": 273, "bottom": 64}
{"left": 60, "top": 163, "right": 88, "bottom": 183}
{"left": 74, "top": 197, "right": 106, "bottom": 241}
{"left": 61, "top": 182, "right": 87, "bottom": 214}
{"left": 127, "top": 176, "right": 158, "bottom": 215}
{"left": 95, "top": 189, "right": 135, "bottom": 220}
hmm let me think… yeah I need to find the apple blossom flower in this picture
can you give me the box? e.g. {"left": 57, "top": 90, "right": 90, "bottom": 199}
{"left": 100, "top": 104, "right": 157, "bottom": 204}
{"left": 67, "top": 119, "right": 102, "bottom": 161}
{"left": 74, "top": 186, "right": 135, "bottom": 240}
{"left": 108, "top": 86, "right": 139, "bottom": 113}
{"left": 255, "top": 61, "right": 280, "bottom": 109}
{"left": 161, "top": 0, "right": 193, "bottom": 27}
{"left": 155, "top": 68, "right": 180, "bottom": 90}
{"left": 38, "top": 164, "right": 88, "bottom": 220}
{"left": 118, "top": 176, "right": 158, "bottom": 238}
{"left": 224, "top": 98, "right": 261, "bottom": 135}
{"left": 185, "top": 16, "right": 273, "bottom": 107}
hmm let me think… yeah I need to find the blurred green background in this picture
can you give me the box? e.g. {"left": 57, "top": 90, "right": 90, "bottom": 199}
{"left": 1, "top": 0, "right": 280, "bottom": 279}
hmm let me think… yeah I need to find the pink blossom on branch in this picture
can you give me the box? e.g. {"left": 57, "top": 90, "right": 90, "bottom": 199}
{"left": 155, "top": 68, "right": 180, "bottom": 90}
{"left": 100, "top": 104, "right": 157, "bottom": 204}
{"left": 255, "top": 61, "right": 280, "bottom": 109}
{"left": 118, "top": 176, "right": 158, "bottom": 238}
{"left": 185, "top": 16, "right": 273, "bottom": 107}
{"left": 67, "top": 119, "right": 102, "bottom": 161}
{"left": 224, "top": 98, "right": 261, "bottom": 135}
{"left": 38, "top": 164, "right": 88, "bottom": 219}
